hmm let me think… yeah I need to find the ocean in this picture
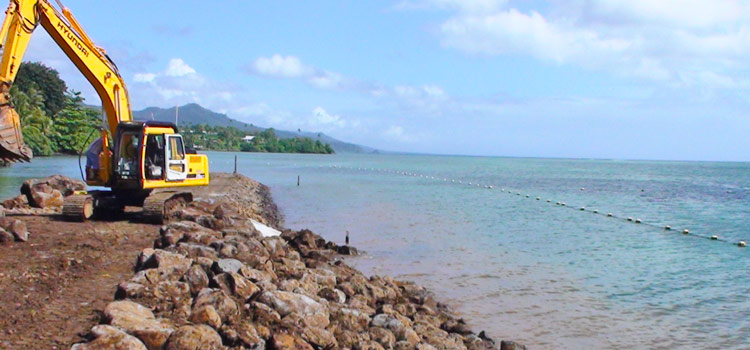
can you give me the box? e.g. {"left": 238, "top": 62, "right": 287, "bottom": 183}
{"left": 2, "top": 152, "right": 749, "bottom": 349}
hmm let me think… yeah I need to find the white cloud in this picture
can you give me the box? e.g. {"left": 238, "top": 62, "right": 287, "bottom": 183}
{"left": 164, "top": 58, "right": 196, "bottom": 77}
{"left": 312, "top": 107, "right": 346, "bottom": 128}
{"left": 249, "top": 54, "right": 347, "bottom": 90}
{"left": 252, "top": 54, "right": 311, "bottom": 78}
{"left": 129, "top": 58, "right": 238, "bottom": 110}
{"left": 414, "top": 0, "right": 750, "bottom": 89}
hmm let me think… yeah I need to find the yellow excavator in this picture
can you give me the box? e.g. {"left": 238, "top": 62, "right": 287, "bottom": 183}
{"left": 0, "top": 0, "right": 210, "bottom": 222}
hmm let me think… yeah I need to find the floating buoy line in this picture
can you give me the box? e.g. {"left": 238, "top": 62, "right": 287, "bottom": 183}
{"left": 318, "top": 165, "right": 747, "bottom": 249}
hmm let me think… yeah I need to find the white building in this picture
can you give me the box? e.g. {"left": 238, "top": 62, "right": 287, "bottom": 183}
{"left": 242, "top": 136, "right": 255, "bottom": 142}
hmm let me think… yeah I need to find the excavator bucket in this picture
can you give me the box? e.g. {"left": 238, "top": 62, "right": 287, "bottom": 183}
{"left": 0, "top": 104, "right": 32, "bottom": 162}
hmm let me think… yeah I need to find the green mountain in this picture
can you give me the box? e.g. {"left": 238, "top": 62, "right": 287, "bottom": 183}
{"left": 132, "top": 103, "right": 374, "bottom": 153}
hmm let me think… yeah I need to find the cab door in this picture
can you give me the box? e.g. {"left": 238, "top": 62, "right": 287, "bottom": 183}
{"left": 165, "top": 134, "right": 187, "bottom": 181}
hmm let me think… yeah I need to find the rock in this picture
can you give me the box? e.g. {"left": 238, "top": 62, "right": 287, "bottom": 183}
{"left": 165, "top": 325, "right": 222, "bottom": 350}
{"left": 370, "top": 327, "right": 396, "bottom": 349}
{"left": 0, "top": 218, "right": 28, "bottom": 242}
{"left": 441, "top": 318, "right": 473, "bottom": 336}
{"left": 331, "top": 307, "right": 371, "bottom": 332}
{"left": 0, "top": 228, "right": 14, "bottom": 243}
{"left": 140, "top": 249, "right": 192, "bottom": 282}
{"left": 271, "top": 332, "right": 314, "bottom": 350}
{"left": 417, "top": 343, "right": 438, "bottom": 350}
{"left": 239, "top": 265, "right": 274, "bottom": 283}
{"left": 71, "top": 325, "right": 148, "bottom": 350}
{"left": 174, "top": 243, "right": 218, "bottom": 260}
{"left": 248, "top": 301, "right": 281, "bottom": 324}
{"left": 102, "top": 301, "right": 173, "bottom": 350}
{"left": 132, "top": 328, "right": 173, "bottom": 350}
{"left": 20, "top": 178, "right": 70, "bottom": 208}
{"left": 212, "top": 272, "right": 259, "bottom": 301}
{"left": 192, "top": 288, "right": 239, "bottom": 323}
{"left": 282, "top": 229, "right": 326, "bottom": 250}
{"left": 189, "top": 305, "right": 222, "bottom": 329}
{"left": 103, "top": 301, "right": 158, "bottom": 331}
{"left": 464, "top": 334, "right": 496, "bottom": 350}
{"left": 500, "top": 340, "right": 527, "bottom": 350}
{"left": 115, "top": 282, "right": 146, "bottom": 299}
{"left": 337, "top": 245, "right": 359, "bottom": 256}
{"left": 301, "top": 326, "right": 337, "bottom": 348}
{"left": 371, "top": 314, "right": 420, "bottom": 345}
{"left": 234, "top": 321, "right": 265, "bottom": 349}
{"left": 212, "top": 258, "right": 244, "bottom": 274}
{"left": 2, "top": 194, "right": 27, "bottom": 209}
{"left": 359, "top": 341, "right": 386, "bottom": 350}
{"left": 318, "top": 287, "right": 346, "bottom": 304}
{"left": 258, "top": 290, "right": 330, "bottom": 328}
{"left": 182, "top": 265, "right": 209, "bottom": 295}
{"left": 394, "top": 340, "right": 415, "bottom": 350}
{"left": 22, "top": 174, "right": 85, "bottom": 197}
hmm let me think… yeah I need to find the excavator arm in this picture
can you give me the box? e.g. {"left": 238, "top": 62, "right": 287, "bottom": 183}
{"left": 0, "top": 0, "right": 131, "bottom": 161}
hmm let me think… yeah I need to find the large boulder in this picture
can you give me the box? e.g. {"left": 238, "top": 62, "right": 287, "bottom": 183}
{"left": 21, "top": 175, "right": 85, "bottom": 208}
{"left": 102, "top": 301, "right": 174, "bottom": 350}
{"left": 71, "top": 325, "right": 148, "bottom": 350}
{"left": 258, "top": 290, "right": 330, "bottom": 328}
{"left": 136, "top": 249, "right": 192, "bottom": 282}
{"left": 0, "top": 218, "right": 28, "bottom": 242}
{"left": 192, "top": 288, "right": 240, "bottom": 323}
{"left": 0, "top": 227, "right": 14, "bottom": 243}
{"left": 271, "top": 333, "right": 314, "bottom": 350}
{"left": 165, "top": 325, "right": 223, "bottom": 350}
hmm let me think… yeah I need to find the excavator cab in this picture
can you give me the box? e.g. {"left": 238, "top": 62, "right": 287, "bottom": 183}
{"left": 104, "top": 121, "right": 208, "bottom": 190}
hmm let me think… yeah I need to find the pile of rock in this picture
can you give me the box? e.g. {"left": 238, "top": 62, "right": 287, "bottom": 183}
{"left": 2, "top": 175, "right": 86, "bottom": 215}
{"left": 72, "top": 192, "right": 514, "bottom": 349}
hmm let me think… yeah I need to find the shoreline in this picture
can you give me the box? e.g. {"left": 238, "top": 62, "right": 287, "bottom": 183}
{"left": 1, "top": 172, "right": 526, "bottom": 349}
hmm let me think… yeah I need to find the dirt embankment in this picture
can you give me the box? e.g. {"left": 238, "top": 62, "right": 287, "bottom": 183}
{"left": 0, "top": 172, "right": 524, "bottom": 350}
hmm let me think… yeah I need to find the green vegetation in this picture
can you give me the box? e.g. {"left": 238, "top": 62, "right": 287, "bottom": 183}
{"left": 10, "top": 62, "right": 100, "bottom": 156}
{"left": 183, "top": 125, "right": 334, "bottom": 154}
{"left": 9, "top": 62, "right": 332, "bottom": 156}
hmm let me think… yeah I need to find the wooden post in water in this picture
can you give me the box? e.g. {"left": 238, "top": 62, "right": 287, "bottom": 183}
{"left": 297, "top": 175, "right": 300, "bottom": 186}
{"left": 234, "top": 155, "right": 237, "bottom": 174}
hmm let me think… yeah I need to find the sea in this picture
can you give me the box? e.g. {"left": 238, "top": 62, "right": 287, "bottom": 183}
{"left": 1, "top": 152, "right": 748, "bottom": 350}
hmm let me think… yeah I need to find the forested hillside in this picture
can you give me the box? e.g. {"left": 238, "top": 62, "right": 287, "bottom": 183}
{"left": 183, "top": 124, "right": 333, "bottom": 154}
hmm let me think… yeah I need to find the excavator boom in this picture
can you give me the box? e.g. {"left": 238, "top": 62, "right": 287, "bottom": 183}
{"left": 0, "top": 0, "right": 131, "bottom": 162}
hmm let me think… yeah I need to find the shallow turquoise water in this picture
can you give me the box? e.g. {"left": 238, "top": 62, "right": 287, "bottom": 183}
{"left": 2, "top": 152, "right": 749, "bottom": 349}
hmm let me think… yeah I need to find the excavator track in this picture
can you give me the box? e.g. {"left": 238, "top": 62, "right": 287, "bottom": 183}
{"left": 142, "top": 191, "right": 192, "bottom": 224}
{"left": 62, "top": 194, "right": 94, "bottom": 221}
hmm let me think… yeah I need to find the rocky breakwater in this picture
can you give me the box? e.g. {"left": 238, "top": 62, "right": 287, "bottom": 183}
{"left": 70, "top": 173, "right": 525, "bottom": 350}
{"left": 0, "top": 174, "right": 83, "bottom": 243}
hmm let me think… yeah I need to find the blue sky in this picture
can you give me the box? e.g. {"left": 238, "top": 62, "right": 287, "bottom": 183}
{"left": 24, "top": 0, "right": 750, "bottom": 161}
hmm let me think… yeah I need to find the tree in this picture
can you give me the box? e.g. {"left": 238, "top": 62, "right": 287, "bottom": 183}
{"left": 51, "top": 91, "right": 100, "bottom": 154}
{"left": 10, "top": 85, "right": 57, "bottom": 156}
{"left": 15, "top": 62, "right": 68, "bottom": 117}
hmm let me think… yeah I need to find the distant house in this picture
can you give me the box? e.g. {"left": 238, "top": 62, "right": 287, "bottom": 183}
{"left": 242, "top": 135, "right": 255, "bottom": 142}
